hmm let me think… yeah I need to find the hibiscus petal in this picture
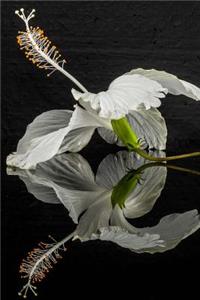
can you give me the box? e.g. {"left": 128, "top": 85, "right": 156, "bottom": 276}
{"left": 96, "top": 151, "right": 146, "bottom": 189}
{"left": 91, "top": 226, "right": 164, "bottom": 252}
{"left": 7, "top": 106, "right": 110, "bottom": 169}
{"left": 123, "top": 158, "right": 167, "bottom": 219}
{"left": 7, "top": 110, "right": 72, "bottom": 169}
{"left": 71, "top": 74, "right": 167, "bottom": 119}
{"left": 7, "top": 167, "right": 61, "bottom": 204}
{"left": 59, "top": 189, "right": 105, "bottom": 224}
{"left": 129, "top": 68, "right": 200, "bottom": 101}
{"left": 59, "top": 105, "right": 112, "bottom": 153}
{"left": 7, "top": 126, "right": 70, "bottom": 169}
{"left": 28, "top": 153, "right": 97, "bottom": 191}
{"left": 7, "top": 153, "right": 102, "bottom": 223}
{"left": 97, "top": 127, "right": 118, "bottom": 145}
{"left": 137, "top": 209, "right": 200, "bottom": 253}
{"left": 75, "top": 191, "right": 112, "bottom": 240}
{"left": 98, "top": 108, "right": 167, "bottom": 150}
{"left": 111, "top": 207, "right": 200, "bottom": 253}
{"left": 15, "top": 110, "right": 72, "bottom": 153}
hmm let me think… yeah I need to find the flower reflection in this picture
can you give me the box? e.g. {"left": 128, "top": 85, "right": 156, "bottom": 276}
{"left": 8, "top": 151, "right": 200, "bottom": 255}
{"left": 8, "top": 151, "right": 200, "bottom": 297}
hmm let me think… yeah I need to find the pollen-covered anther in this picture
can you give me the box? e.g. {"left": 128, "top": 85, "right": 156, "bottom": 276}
{"left": 16, "top": 25, "right": 67, "bottom": 76}
{"left": 15, "top": 8, "right": 67, "bottom": 77}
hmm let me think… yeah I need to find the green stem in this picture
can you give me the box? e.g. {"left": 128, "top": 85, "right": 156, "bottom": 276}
{"left": 111, "top": 117, "right": 200, "bottom": 161}
{"left": 136, "top": 162, "right": 200, "bottom": 176}
{"left": 166, "top": 164, "right": 200, "bottom": 176}
{"left": 135, "top": 148, "right": 200, "bottom": 162}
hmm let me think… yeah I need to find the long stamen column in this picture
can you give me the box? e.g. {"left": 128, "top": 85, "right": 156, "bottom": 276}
{"left": 15, "top": 8, "right": 87, "bottom": 93}
{"left": 18, "top": 231, "right": 75, "bottom": 298}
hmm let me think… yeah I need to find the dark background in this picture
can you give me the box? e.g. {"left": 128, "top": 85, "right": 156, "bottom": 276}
{"left": 2, "top": 1, "right": 200, "bottom": 299}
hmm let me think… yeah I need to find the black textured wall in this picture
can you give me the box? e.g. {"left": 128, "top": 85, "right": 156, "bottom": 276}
{"left": 2, "top": 1, "right": 200, "bottom": 158}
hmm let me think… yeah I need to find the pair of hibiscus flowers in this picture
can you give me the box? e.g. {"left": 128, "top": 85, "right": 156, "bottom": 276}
{"left": 7, "top": 8, "right": 200, "bottom": 299}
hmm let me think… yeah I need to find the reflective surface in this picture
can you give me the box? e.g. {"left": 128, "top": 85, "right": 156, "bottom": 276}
{"left": 7, "top": 151, "right": 200, "bottom": 254}
{"left": 3, "top": 145, "right": 200, "bottom": 299}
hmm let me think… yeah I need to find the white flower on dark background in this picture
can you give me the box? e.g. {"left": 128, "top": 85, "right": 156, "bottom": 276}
{"left": 7, "top": 9, "right": 200, "bottom": 169}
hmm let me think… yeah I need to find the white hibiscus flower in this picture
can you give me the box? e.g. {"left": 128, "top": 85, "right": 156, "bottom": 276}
{"left": 7, "top": 8, "right": 200, "bottom": 170}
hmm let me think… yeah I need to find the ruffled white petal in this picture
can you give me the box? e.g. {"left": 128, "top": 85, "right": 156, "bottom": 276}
{"left": 137, "top": 209, "right": 200, "bottom": 253}
{"left": 98, "top": 108, "right": 167, "bottom": 150}
{"left": 7, "top": 106, "right": 111, "bottom": 169}
{"left": 111, "top": 207, "right": 200, "bottom": 253}
{"left": 179, "top": 79, "right": 200, "bottom": 100}
{"left": 129, "top": 68, "right": 200, "bottom": 101}
{"left": 71, "top": 74, "right": 167, "bottom": 119}
{"left": 91, "top": 226, "right": 164, "bottom": 252}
